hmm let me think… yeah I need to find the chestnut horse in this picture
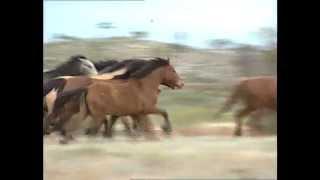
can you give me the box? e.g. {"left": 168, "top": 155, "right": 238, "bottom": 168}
{"left": 215, "top": 76, "right": 277, "bottom": 136}
{"left": 44, "top": 58, "right": 166, "bottom": 136}
{"left": 47, "top": 58, "right": 184, "bottom": 143}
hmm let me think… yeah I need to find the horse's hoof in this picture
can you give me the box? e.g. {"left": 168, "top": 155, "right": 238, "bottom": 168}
{"left": 103, "top": 133, "right": 112, "bottom": 138}
{"left": 145, "top": 133, "right": 160, "bottom": 141}
{"left": 85, "top": 128, "right": 91, "bottom": 135}
{"left": 234, "top": 131, "right": 242, "bottom": 137}
{"left": 59, "top": 139, "right": 69, "bottom": 144}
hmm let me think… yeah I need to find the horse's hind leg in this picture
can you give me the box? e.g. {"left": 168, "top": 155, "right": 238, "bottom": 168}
{"left": 121, "top": 117, "right": 132, "bottom": 133}
{"left": 59, "top": 129, "right": 74, "bottom": 144}
{"left": 247, "top": 110, "right": 264, "bottom": 130}
{"left": 104, "top": 115, "right": 119, "bottom": 138}
{"left": 120, "top": 116, "right": 134, "bottom": 136}
{"left": 85, "top": 116, "right": 108, "bottom": 136}
{"left": 138, "top": 115, "right": 158, "bottom": 140}
{"left": 234, "top": 107, "right": 252, "bottom": 136}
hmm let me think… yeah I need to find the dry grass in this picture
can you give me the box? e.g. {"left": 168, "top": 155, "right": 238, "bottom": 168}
{"left": 44, "top": 124, "right": 277, "bottom": 180}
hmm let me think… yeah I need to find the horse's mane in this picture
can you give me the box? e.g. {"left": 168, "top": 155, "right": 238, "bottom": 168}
{"left": 95, "top": 57, "right": 169, "bottom": 80}
{"left": 54, "top": 55, "right": 88, "bottom": 71}
{"left": 111, "top": 59, "right": 150, "bottom": 79}
{"left": 128, "top": 57, "right": 169, "bottom": 79}
{"left": 93, "top": 60, "right": 119, "bottom": 71}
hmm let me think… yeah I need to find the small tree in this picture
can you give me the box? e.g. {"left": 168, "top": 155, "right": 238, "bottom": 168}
{"left": 96, "top": 22, "right": 116, "bottom": 29}
{"left": 209, "top": 39, "right": 235, "bottom": 49}
{"left": 129, "top": 31, "right": 148, "bottom": 39}
{"left": 52, "top": 34, "right": 80, "bottom": 41}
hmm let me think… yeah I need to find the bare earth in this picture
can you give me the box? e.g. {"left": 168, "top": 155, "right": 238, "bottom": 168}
{"left": 44, "top": 123, "right": 277, "bottom": 180}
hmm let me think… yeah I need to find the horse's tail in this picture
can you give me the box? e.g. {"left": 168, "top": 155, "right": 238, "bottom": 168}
{"left": 48, "top": 88, "right": 88, "bottom": 128}
{"left": 52, "top": 88, "right": 87, "bottom": 114}
{"left": 214, "top": 82, "right": 243, "bottom": 119}
{"left": 43, "top": 78, "right": 67, "bottom": 97}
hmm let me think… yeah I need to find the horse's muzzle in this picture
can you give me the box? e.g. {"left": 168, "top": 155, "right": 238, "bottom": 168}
{"left": 175, "top": 80, "right": 184, "bottom": 89}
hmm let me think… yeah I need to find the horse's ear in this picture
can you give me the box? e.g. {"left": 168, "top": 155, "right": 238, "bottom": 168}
{"left": 166, "top": 56, "right": 170, "bottom": 63}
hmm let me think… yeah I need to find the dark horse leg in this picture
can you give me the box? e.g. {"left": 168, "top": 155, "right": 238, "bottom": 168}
{"left": 132, "top": 115, "right": 158, "bottom": 140}
{"left": 52, "top": 115, "right": 75, "bottom": 144}
{"left": 246, "top": 109, "right": 264, "bottom": 130}
{"left": 104, "top": 115, "right": 119, "bottom": 138}
{"left": 59, "top": 129, "right": 74, "bottom": 144}
{"left": 151, "top": 108, "right": 172, "bottom": 134}
{"left": 85, "top": 116, "right": 109, "bottom": 136}
{"left": 120, "top": 116, "right": 133, "bottom": 135}
{"left": 234, "top": 107, "right": 253, "bottom": 136}
{"left": 104, "top": 116, "right": 135, "bottom": 138}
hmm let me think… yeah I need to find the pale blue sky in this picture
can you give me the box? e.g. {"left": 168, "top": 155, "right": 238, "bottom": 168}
{"left": 44, "top": 0, "right": 277, "bottom": 48}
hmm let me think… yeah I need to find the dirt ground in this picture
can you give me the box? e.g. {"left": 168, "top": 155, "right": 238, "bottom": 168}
{"left": 44, "top": 123, "right": 277, "bottom": 180}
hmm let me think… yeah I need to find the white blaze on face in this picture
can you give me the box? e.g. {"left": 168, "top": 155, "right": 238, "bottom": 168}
{"left": 46, "top": 88, "right": 58, "bottom": 114}
{"left": 91, "top": 67, "right": 128, "bottom": 80}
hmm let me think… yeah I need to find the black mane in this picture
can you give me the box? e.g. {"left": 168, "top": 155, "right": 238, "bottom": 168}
{"left": 93, "top": 60, "right": 119, "bottom": 71}
{"left": 128, "top": 57, "right": 169, "bottom": 79}
{"left": 96, "top": 57, "right": 169, "bottom": 80}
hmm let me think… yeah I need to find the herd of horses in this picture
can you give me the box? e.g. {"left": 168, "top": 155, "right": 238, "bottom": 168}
{"left": 43, "top": 55, "right": 277, "bottom": 144}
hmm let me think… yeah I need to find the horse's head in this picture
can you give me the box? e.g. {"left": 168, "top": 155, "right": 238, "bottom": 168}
{"left": 161, "top": 59, "right": 184, "bottom": 89}
{"left": 63, "top": 55, "right": 98, "bottom": 75}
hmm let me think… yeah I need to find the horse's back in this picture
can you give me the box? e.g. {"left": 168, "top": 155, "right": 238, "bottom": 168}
{"left": 238, "top": 76, "right": 277, "bottom": 109}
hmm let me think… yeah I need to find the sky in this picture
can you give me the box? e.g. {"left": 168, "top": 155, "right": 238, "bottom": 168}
{"left": 44, "top": 0, "right": 277, "bottom": 48}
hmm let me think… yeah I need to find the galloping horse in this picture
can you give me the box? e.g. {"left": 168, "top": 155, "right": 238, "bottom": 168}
{"left": 93, "top": 59, "right": 162, "bottom": 136}
{"left": 43, "top": 55, "right": 98, "bottom": 134}
{"left": 44, "top": 58, "right": 165, "bottom": 136}
{"left": 47, "top": 58, "right": 184, "bottom": 143}
{"left": 215, "top": 76, "right": 277, "bottom": 136}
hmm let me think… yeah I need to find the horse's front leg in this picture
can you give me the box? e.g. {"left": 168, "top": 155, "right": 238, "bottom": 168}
{"left": 133, "top": 115, "right": 158, "bottom": 140}
{"left": 150, "top": 108, "right": 172, "bottom": 134}
{"left": 234, "top": 107, "right": 252, "bottom": 136}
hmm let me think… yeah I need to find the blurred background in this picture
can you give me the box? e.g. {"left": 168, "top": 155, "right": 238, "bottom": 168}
{"left": 44, "top": 0, "right": 277, "bottom": 179}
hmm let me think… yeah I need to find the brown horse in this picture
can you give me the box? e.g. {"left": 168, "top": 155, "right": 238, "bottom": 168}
{"left": 215, "top": 76, "right": 277, "bottom": 136}
{"left": 43, "top": 58, "right": 168, "bottom": 136}
{"left": 47, "top": 58, "right": 184, "bottom": 143}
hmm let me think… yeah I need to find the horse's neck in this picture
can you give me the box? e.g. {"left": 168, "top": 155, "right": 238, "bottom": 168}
{"left": 133, "top": 68, "right": 163, "bottom": 94}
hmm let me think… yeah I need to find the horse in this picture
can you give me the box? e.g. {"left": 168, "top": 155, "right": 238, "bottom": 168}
{"left": 215, "top": 76, "right": 277, "bottom": 136}
{"left": 47, "top": 58, "right": 184, "bottom": 144}
{"left": 43, "top": 55, "right": 99, "bottom": 134}
{"left": 43, "top": 62, "right": 128, "bottom": 135}
{"left": 44, "top": 58, "right": 172, "bottom": 138}
{"left": 93, "top": 58, "right": 161, "bottom": 136}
